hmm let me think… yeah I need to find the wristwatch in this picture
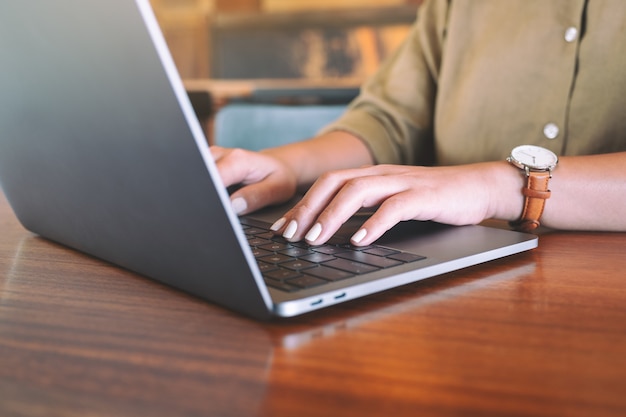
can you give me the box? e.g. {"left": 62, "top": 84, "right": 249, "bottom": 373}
{"left": 506, "top": 145, "right": 559, "bottom": 232}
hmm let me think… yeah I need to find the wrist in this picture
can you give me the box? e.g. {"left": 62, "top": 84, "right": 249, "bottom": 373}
{"left": 264, "top": 131, "right": 373, "bottom": 188}
{"left": 485, "top": 161, "right": 527, "bottom": 222}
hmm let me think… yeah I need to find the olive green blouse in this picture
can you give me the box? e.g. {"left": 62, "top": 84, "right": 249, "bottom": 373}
{"left": 323, "top": 0, "right": 626, "bottom": 166}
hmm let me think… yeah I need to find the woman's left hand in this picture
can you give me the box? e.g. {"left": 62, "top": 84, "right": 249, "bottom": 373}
{"left": 270, "top": 162, "right": 520, "bottom": 246}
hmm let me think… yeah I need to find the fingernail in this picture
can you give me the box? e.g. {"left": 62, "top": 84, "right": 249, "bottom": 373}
{"left": 231, "top": 197, "right": 247, "bottom": 215}
{"left": 270, "top": 217, "right": 287, "bottom": 231}
{"left": 351, "top": 228, "right": 367, "bottom": 244}
{"left": 305, "top": 223, "right": 322, "bottom": 242}
{"left": 283, "top": 220, "right": 298, "bottom": 240}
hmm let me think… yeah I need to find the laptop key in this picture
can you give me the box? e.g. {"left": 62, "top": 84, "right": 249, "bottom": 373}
{"left": 362, "top": 247, "right": 399, "bottom": 257}
{"left": 335, "top": 251, "right": 403, "bottom": 268}
{"left": 255, "top": 232, "right": 275, "bottom": 240}
{"left": 323, "top": 258, "right": 379, "bottom": 275}
{"left": 259, "top": 241, "right": 291, "bottom": 252}
{"left": 257, "top": 260, "right": 279, "bottom": 273}
{"left": 264, "top": 279, "right": 299, "bottom": 292}
{"left": 287, "top": 275, "right": 327, "bottom": 289}
{"left": 299, "top": 252, "right": 336, "bottom": 263}
{"left": 258, "top": 253, "right": 293, "bottom": 264}
{"left": 279, "top": 246, "right": 315, "bottom": 257}
{"left": 248, "top": 237, "right": 272, "bottom": 246}
{"left": 304, "top": 265, "right": 354, "bottom": 281}
{"left": 388, "top": 252, "right": 427, "bottom": 263}
{"left": 313, "top": 245, "right": 350, "bottom": 255}
{"left": 280, "top": 259, "right": 317, "bottom": 271}
{"left": 251, "top": 247, "right": 273, "bottom": 258}
{"left": 264, "top": 269, "right": 302, "bottom": 281}
{"left": 243, "top": 227, "right": 267, "bottom": 236}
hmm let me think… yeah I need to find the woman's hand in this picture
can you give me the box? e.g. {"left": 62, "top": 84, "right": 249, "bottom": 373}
{"left": 270, "top": 162, "right": 521, "bottom": 246}
{"left": 211, "top": 131, "right": 375, "bottom": 217}
{"left": 211, "top": 146, "right": 298, "bottom": 215}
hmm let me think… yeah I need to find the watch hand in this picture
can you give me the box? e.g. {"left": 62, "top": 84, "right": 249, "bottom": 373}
{"left": 519, "top": 150, "right": 536, "bottom": 164}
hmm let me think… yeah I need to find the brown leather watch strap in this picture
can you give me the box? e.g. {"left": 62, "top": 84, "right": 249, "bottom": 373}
{"left": 510, "top": 171, "right": 551, "bottom": 232}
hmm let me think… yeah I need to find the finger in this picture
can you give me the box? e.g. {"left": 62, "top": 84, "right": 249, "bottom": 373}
{"left": 276, "top": 166, "right": 412, "bottom": 242}
{"left": 304, "top": 174, "right": 410, "bottom": 245}
{"left": 209, "top": 145, "right": 226, "bottom": 160}
{"left": 349, "top": 191, "right": 421, "bottom": 246}
{"left": 210, "top": 147, "right": 297, "bottom": 215}
{"left": 275, "top": 169, "right": 358, "bottom": 241}
{"left": 296, "top": 165, "right": 392, "bottom": 211}
{"left": 212, "top": 147, "right": 254, "bottom": 188}
{"left": 230, "top": 172, "right": 295, "bottom": 215}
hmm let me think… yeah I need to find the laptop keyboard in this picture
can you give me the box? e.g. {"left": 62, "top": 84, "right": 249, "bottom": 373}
{"left": 241, "top": 219, "right": 427, "bottom": 293}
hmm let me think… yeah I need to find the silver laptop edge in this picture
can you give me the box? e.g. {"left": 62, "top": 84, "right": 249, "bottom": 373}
{"left": 134, "top": 0, "right": 275, "bottom": 313}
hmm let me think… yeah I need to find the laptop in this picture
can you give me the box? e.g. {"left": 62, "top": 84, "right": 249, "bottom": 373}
{"left": 0, "top": 0, "right": 537, "bottom": 320}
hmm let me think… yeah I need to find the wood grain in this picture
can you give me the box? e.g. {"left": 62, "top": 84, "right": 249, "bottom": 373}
{"left": 1, "top": 190, "right": 625, "bottom": 417}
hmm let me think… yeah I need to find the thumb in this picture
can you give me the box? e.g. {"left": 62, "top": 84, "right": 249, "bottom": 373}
{"left": 229, "top": 174, "right": 296, "bottom": 215}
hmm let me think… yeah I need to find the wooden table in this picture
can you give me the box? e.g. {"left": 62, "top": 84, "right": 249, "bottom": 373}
{"left": 1, "top": 189, "right": 625, "bottom": 417}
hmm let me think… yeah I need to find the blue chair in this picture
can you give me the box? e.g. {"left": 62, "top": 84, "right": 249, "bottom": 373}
{"left": 213, "top": 103, "right": 347, "bottom": 151}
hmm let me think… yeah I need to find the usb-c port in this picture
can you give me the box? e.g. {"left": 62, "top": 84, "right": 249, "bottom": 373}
{"left": 334, "top": 292, "right": 347, "bottom": 300}
{"left": 310, "top": 298, "right": 323, "bottom": 306}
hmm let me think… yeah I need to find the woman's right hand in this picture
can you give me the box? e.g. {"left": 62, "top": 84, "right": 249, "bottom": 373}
{"left": 211, "top": 146, "right": 298, "bottom": 215}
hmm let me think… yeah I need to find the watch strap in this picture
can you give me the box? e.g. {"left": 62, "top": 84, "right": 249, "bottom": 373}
{"left": 510, "top": 171, "right": 551, "bottom": 232}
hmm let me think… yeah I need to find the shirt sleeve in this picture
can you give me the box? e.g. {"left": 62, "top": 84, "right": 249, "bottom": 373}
{"left": 319, "top": 0, "right": 450, "bottom": 166}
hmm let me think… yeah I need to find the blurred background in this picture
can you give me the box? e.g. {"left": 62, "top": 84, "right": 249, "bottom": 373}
{"left": 149, "top": 0, "right": 422, "bottom": 145}
{"left": 150, "top": 0, "right": 422, "bottom": 80}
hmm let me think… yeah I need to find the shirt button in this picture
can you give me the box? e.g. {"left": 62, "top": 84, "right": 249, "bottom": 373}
{"left": 564, "top": 26, "right": 578, "bottom": 43}
{"left": 543, "top": 123, "right": 560, "bottom": 140}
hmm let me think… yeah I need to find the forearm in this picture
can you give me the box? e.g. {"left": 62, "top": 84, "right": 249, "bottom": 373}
{"left": 541, "top": 152, "right": 626, "bottom": 231}
{"left": 490, "top": 151, "right": 626, "bottom": 231}
{"left": 262, "top": 131, "right": 374, "bottom": 188}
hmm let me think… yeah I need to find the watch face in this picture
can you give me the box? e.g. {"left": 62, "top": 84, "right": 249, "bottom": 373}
{"left": 510, "top": 145, "right": 558, "bottom": 170}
